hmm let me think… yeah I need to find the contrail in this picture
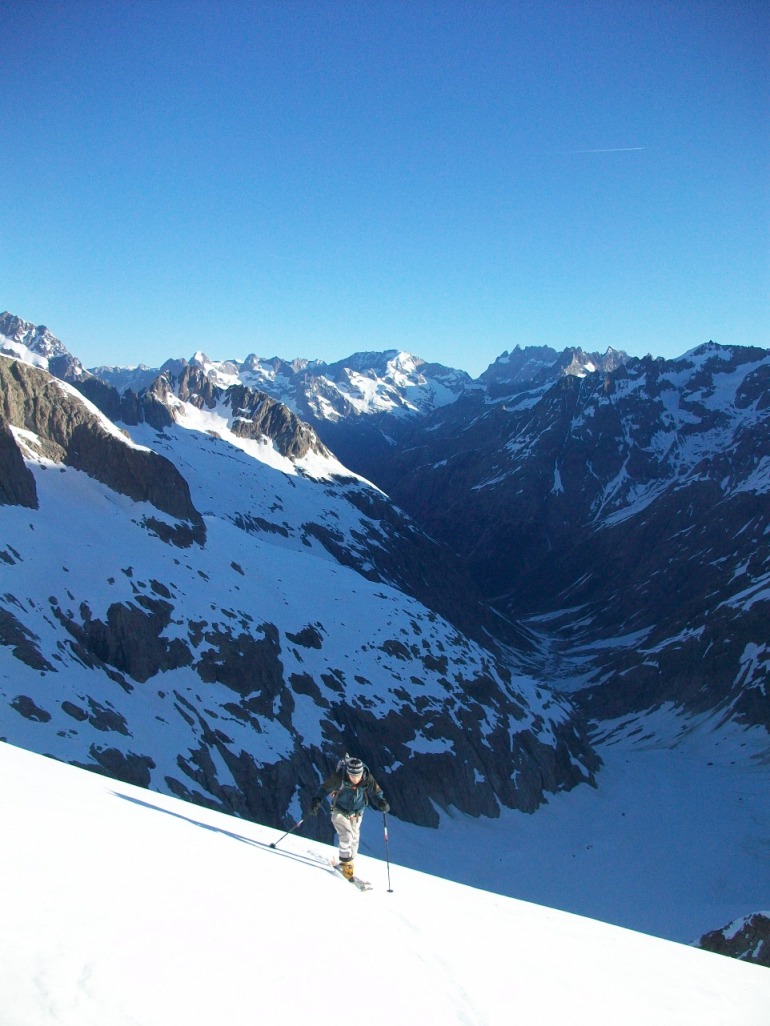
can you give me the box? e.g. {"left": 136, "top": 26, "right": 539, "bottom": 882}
{"left": 562, "top": 146, "right": 646, "bottom": 154}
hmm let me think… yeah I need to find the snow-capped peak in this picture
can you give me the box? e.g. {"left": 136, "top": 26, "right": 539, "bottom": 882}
{"left": 0, "top": 311, "right": 89, "bottom": 379}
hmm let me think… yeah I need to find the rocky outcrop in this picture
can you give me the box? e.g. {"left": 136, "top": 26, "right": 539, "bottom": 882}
{"left": 1, "top": 312, "right": 71, "bottom": 360}
{"left": 0, "top": 419, "right": 38, "bottom": 508}
{"left": 697, "top": 912, "right": 770, "bottom": 966}
{"left": 73, "top": 746, "right": 157, "bottom": 788}
{"left": 0, "top": 609, "right": 53, "bottom": 671}
{"left": 168, "top": 364, "right": 333, "bottom": 461}
{"left": 54, "top": 597, "right": 194, "bottom": 684}
{"left": 0, "top": 312, "right": 91, "bottom": 381}
{"left": 228, "top": 383, "right": 329, "bottom": 460}
{"left": 0, "top": 358, "right": 205, "bottom": 543}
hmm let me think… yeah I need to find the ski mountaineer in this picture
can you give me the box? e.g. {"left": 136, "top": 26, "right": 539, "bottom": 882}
{"left": 308, "top": 756, "right": 389, "bottom": 881}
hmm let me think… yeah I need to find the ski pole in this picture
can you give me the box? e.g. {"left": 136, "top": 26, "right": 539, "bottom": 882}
{"left": 383, "top": 812, "right": 393, "bottom": 893}
{"left": 270, "top": 817, "right": 305, "bottom": 849}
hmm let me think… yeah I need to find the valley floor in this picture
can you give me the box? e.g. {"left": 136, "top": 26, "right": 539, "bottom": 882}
{"left": 387, "top": 709, "right": 770, "bottom": 944}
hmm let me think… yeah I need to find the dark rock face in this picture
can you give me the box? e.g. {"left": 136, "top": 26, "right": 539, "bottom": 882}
{"left": 196, "top": 622, "right": 284, "bottom": 706}
{"left": 286, "top": 624, "right": 324, "bottom": 649}
{"left": 228, "top": 384, "right": 327, "bottom": 461}
{"left": 0, "top": 358, "right": 205, "bottom": 542}
{"left": 73, "top": 746, "right": 156, "bottom": 788}
{"left": 54, "top": 598, "right": 193, "bottom": 684}
{"left": 697, "top": 912, "right": 770, "bottom": 966}
{"left": 0, "top": 419, "right": 37, "bottom": 508}
{"left": 0, "top": 609, "right": 52, "bottom": 670}
{"left": 11, "top": 694, "right": 52, "bottom": 722}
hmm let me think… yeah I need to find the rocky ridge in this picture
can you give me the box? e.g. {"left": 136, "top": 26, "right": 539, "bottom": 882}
{"left": 0, "top": 356, "right": 204, "bottom": 544}
{"left": 697, "top": 912, "right": 770, "bottom": 967}
{"left": 0, "top": 311, "right": 91, "bottom": 382}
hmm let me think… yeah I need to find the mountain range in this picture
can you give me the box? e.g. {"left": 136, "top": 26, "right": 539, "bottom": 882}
{"left": 1, "top": 310, "right": 768, "bottom": 953}
{"left": 0, "top": 313, "right": 599, "bottom": 831}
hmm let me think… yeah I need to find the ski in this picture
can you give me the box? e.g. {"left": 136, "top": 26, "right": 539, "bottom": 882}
{"left": 332, "top": 862, "right": 372, "bottom": 891}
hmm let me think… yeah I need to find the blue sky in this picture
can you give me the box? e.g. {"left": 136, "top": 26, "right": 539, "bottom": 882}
{"left": 2, "top": 0, "right": 767, "bottom": 377}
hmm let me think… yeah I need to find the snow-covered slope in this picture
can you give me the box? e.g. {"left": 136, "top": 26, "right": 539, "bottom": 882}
{"left": 0, "top": 353, "right": 596, "bottom": 838}
{"left": 3, "top": 741, "right": 768, "bottom": 1026}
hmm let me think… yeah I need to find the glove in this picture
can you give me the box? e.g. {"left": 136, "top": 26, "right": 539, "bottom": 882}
{"left": 309, "top": 797, "right": 321, "bottom": 816}
{"left": 374, "top": 798, "right": 390, "bottom": 813}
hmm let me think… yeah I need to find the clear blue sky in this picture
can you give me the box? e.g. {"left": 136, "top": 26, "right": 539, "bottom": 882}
{"left": 2, "top": 0, "right": 768, "bottom": 377}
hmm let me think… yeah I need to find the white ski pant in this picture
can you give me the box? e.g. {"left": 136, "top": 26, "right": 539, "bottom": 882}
{"left": 331, "top": 810, "right": 362, "bottom": 861}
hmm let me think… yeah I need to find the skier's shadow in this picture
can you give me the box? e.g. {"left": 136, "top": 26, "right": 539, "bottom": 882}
{"left": 110, "top": 791, "right": 330, "bottom": 873}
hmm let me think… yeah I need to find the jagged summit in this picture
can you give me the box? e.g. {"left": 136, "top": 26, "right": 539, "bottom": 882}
{"left": 480, "top": 344, "right": 629, "bottom": 395}
{"left": 0, "top": 311, "right": 68, "bottom": 359}
{"left": 1, "top": 311, "right": 90, "bottom": 381}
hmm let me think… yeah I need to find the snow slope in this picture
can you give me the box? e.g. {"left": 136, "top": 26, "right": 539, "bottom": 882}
{"left": 2, "top": 741, "right": 768, "bottom": 1026}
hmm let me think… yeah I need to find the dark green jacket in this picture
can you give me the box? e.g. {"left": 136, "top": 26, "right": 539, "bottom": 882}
{"left": 314, "top": 766, "right": 385, "bottom": 816}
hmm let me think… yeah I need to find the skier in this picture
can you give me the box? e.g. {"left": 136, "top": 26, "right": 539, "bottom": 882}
{"left": 308, "top": 755, "right": 389, "bottom": 881}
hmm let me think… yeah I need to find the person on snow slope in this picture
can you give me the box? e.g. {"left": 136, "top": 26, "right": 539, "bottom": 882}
{"left": 309, "top": 756, "right": 389, "bottom": 880}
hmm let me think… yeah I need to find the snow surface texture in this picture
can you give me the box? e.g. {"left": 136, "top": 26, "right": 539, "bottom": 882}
{"left": 3, "top": 741, "right": 769, "bottom": 1026}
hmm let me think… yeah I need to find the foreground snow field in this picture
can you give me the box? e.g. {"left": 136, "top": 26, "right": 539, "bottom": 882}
{"left": 2, "top": 742, "right": 768, "bottom": 1026}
